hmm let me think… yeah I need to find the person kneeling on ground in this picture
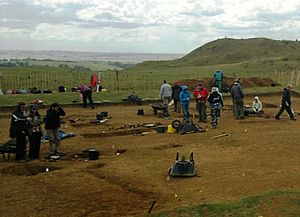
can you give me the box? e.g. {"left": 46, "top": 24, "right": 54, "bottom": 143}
{"left": 251, "top": 96, "right": 264, "bottom": 116}
{"left": 45, "top": 103, "right": 66, "bottom": 157}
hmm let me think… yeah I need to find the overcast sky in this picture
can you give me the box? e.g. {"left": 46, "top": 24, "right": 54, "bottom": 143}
{"left": 1, "top": 0, "right": 300, "bottom": 54}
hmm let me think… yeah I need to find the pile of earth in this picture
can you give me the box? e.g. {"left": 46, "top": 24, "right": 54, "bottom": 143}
{"left": 178, "top": 77, "right": 280, "bottom": 91}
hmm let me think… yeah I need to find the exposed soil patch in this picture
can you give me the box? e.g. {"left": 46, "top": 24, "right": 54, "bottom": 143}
{"left": 115, "top": 149, "right": 127, "bottom": 155}
{"left": 0, "top": 164, "right": 62, "bottom": 176}
{"left": 263, "top": 103, "right": 278, "bottom": 108}
{"left": 71, "top": 122, "right": 110, "bottom": 128}
{"left": 85, "top": 163, "right": 106, "bottom": 170}
{"left": 180, "top": 76, "right": 280, "bottom": 90}
{"left": 81, "top": 128, "right": 154, "bottom": 138}
{"left": 154, "top": 143, "right": 183, "bottom": 150}
{"left": 0, "top": 114, "right": 10, "bottom": 119}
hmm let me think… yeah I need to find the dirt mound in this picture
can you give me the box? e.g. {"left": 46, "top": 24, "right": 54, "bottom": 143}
{"left": 179, "top": 77, "right": 280, "bottom": 91}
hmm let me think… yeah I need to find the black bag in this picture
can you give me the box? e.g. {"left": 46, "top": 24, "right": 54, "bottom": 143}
{"left": 173, "top": 119, "right": 203, "bottom": 135}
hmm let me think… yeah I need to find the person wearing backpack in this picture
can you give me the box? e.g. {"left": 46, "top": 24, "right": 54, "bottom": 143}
{"left": 213, "top": 70, "right": 224, "bottom": 92}
{"left": 208, "top": 87, "right": 224, "bottom": 129}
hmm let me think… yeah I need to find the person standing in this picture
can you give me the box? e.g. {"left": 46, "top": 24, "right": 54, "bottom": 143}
{"left": 275, "top": 84, "right": 296, "bottom": 120}
{"left": 78, "top": 84, "right": 95, "bottom": 109}
{"left": 179, "top": 86, "right": 191, "bottom": 119}
{"left": 207, "top": 87, "right": 224, "bottom": 129}
{"left": 28, "top": 105, "right": 43, "bottom": 160}
{"left": 45, "top": 103, "right": 66, "bottom": 157}
{"left": 159, "top": 80, "right": 172, "bottom": 117}
{"left": 172, "top": 81, "right": 182, "bottom": 113}
{"left": 193, "top": 83, "right": 208, "bottom": 122}
{"left": 213, "top": 70, "right": 224, "bottom": 92}
{"left": 9, "top": 102, "right": 31, "bottom": 163}
{"left": 231, "top": 81, "right": 244, "bottom": 119}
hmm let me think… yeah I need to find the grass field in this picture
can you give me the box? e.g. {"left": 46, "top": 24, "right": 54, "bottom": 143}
{"left": 0, "top": 86, "right": 290, "bottom": 107}
{"left": 151, "top": 190, "right": 300, "bottom": 217}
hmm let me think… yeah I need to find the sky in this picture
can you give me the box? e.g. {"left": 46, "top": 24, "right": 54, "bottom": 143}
{"left": 1, "top": 0, "right": 300, "bottom": 54}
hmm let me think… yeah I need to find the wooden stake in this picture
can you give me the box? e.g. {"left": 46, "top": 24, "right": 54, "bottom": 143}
{"left": 211, "top": 133, "right": 230, "bottom": 139}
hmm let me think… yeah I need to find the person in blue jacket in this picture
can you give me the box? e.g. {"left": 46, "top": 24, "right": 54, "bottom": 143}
{"left": 179, "top": 86, "right": 191, "bottom": 119}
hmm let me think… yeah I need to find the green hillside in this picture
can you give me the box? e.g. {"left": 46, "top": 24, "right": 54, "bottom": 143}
{"left": 126, "top": 38, "right": 300, "bottom": 76}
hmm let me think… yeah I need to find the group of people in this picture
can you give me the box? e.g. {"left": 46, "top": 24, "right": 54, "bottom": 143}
{"left": 9, "top": 102, "right": 66, "bottom": 163}
{"left": 8, "top": 71, "right": 297, "bottom": 162}
{"left": 159, "top": 73, "right": 297, "bottom": 129}
{"left": 160, "top": 79, "right": 224, "bottom": 129}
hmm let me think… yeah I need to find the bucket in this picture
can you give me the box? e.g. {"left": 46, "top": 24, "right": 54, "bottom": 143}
{"left": 166, "top": 125, "right": 176, "bottom": 133}
{"left": 88, "top": 149, "right": 100, "bottom": 160}
{"left": 96, "top": 113, "right": 104, "bottom": 120}
{"left": 137, "top": 109, "right": 144, "bottom": 115}
{"left": 156, "top": 125, "right": 166, "bottom": 133}
{"left": 101, "top": 111, "right": 108, "bottom": 117}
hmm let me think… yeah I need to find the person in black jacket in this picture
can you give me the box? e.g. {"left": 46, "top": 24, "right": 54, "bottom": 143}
{"left": 172, "top": 81, "right": 182, "bottom": 113}
{"left": 45, "top": 103, "right": 66, "bottom": 156}
{"left": 231, "top": 81, "right": 244, "bottom": 119}
{"left": 275, "top": 84, "right": 296, "bottom": 120}
{"left": 9, "top": 102, "right": 31, "bottom": 162}
{"left": 207, "top": 87, "right": 224, "bottom": 129}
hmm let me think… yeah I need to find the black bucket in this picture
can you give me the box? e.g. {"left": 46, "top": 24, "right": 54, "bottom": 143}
{"left": 88, "top": 149, "right": 100, "bottom": 160}
{"left": 156, "top": 125, "right": 166, "bottom": 133}
{"left": 137, "top": 109, "right": 144, "bottom": 115}
{"left": 96, "top": 113, "right": 104, "bottom": 120}
{"left": 101, "top": 111, "right": 108, "bottom": 117}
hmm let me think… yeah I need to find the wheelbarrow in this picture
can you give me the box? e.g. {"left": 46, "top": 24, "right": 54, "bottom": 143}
{"left": 169, "top": 152, "right": 195, "bottom": 177}
{"left": 0, "top": 139, "right": 17, "bottom": 161}
{"left": 150, "top": 102, "right": 168, "bottom": 116}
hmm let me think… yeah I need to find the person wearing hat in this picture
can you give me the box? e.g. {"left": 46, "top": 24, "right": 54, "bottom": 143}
{"left": 275, "top": 84, "right": 296, "bottom": 120}
{"left": 193, "top": 83, "right": 208, "bottom": 122}
{"left": 27, "top": 105, "right": 43, "bottom": 160}
{"left": 9, "top": 102, "right": 32, "bottom": 162}
{"left": 251, "top": 96, "right": 264, "bottom": 115}
{"left": 172, "top": 81, "right": 182, "bottom": 113}
{"left": 44, "top": 103, "right": 66, "bottom": 157}
{"left": 231, "top": 80, "right": 244, "bottom": 119}
{"left": 179, "top": 85, "right": 191, "bottom": 119}
{"left": 207, "top": 87, "right": 224, "bottom": 129}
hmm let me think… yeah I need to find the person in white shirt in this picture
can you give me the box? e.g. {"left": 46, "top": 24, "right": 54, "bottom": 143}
{"left": 251, "top": 96, "right": 264, "bottom": 115}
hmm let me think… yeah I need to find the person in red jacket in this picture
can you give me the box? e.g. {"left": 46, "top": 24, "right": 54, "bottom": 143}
{"left": 193, "top": 83, "right": 208, "bottom": 122}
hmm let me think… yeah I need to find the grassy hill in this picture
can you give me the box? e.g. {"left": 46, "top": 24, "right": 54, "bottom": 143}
{"left": 126, "top": 38, "right": 300, "bottom": 77}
